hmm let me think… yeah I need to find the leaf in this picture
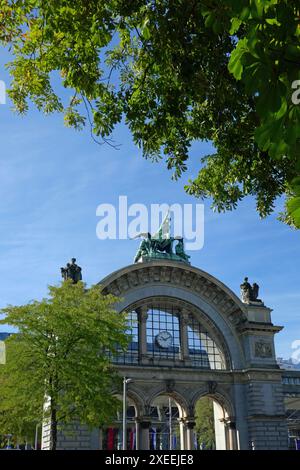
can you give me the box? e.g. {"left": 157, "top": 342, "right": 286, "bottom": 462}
{"left": 268, "top": 139, "right": 289, "bottom": 158}
{"left": 239, "top": 7, "right": 251, "bottom": 21}
{"left": 287, "top": 196, "right": 300, "bottom": 228}
{"left": 265, "top": 18, "right": 280, "bottom": 26}
{"left": 204, "top": 12, "right": 216, "bottom": 29}
{"left": 141, "top": 18, "right": 151, "bottom": 40}
{"left": 257, "top": 81, "right": 287, "bottom": 116}
{"left": 229, "top": 17, "right": 242, "bottom": 35}
{"left": 291, "top": 177, "right": 300, "bottom": 196}
{"left": 286, "top": 124, "right": 300, "bottom": 146}
{"left": 254, "top": 118, "right": 283, "bottom": 151}
{"left": 228, "top": 38, "right": 248, "bottom": 80}
{"left": 272, "top": 96, "right": 287, "bottom": 120}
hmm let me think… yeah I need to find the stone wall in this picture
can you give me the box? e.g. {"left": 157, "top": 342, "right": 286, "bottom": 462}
{"left": 42, "top": 422, "right": 99, "bottom": 450}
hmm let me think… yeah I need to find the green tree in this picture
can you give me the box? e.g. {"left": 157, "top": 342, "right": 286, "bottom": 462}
{"left": 195, "top": 397, "right": 215, "bottom": 450}
{"left": 0, "top": 348, "right": 38, "bottom": 447}
{"left": 0, "top": 280, "right": 129, "bottom": 450}
{"left": 1, "top": 1, "right": 300, "bottom": 226}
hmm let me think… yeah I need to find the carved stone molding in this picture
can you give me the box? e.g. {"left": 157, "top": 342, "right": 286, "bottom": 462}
{"left": 207, "top": 380, "right": 218, "bottom": 394}
{"left": 101, "top": 261, "right": 246, "bottom": 328}
{"left": 165, "top": 379, "right": 175, "bottom": 393}
{"left": 254, "top": 341, "right": 273, "bottom": 358}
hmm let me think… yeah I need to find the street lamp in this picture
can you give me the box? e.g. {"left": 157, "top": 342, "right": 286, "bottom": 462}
{"left": 122, "top": 377, "right": 133, "bottom": 450}
{"left": 34, "top": 423, "right": 41, "bottom": 450}
{"left": 169, "top": 397, "right": 172, "bottom": 450}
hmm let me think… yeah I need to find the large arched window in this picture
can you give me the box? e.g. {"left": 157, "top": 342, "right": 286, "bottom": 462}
{"left": 112, "top": 300, "right": 227, "bottom": 370}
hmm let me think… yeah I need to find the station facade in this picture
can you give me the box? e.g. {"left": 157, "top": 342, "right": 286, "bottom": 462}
{"left": 42, "top": 258, "right": 290, "bottom": 450}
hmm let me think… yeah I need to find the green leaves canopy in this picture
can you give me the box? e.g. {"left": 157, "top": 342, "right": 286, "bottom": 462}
{"left": 0, "top": 280, "right": 129, "bottom": 447}
{"left": 1, "top": 0, "right": 300, "bottom": 226}
{"left": 195, "top": 397, "right": 215, "bottom": 450}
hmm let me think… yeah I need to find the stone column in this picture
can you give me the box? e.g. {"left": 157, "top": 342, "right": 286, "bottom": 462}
{"left": 213, "top": 402, "right": 227, "bottom": 450}
{"left": 135, "top": 419, "right": 140, "bottom": 450}
{"left": 178, "top": 418, "right": 186, "bottom": 450}
{"left": 226, "top": 419, "right": 238, "bottom": 450}
{"left": 139, "top": 418, "right": 151, "bottom": 450}
{"left": 139, "top": 307, "right": 148, "bottom": 362}
{"left": 185, "top": 419, "right": 196, "bottom": 450}
{"left": 180, "top": 311, "right": 190, "bottom": 361}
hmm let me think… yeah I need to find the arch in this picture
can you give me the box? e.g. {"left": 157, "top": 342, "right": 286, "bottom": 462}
{"left": 126, "top": 295, "right": 232, "bottom": 370}
{"left": 100, "top": 260, "right": 247, "bottom": 321}
{"left": 126, "top": 389, "right": 145, "bottom": 418}
{"left": 116, "top": 287, "right": 244, "bottom": 369}
{"left": 111, "top": 386, "right": 144, "bottom": 418}
{"left": 147, "top": 392, "right": 187, "bottom": 450}
{"left": 99, "top": 261, "right": 247, "bottom": 369}
{"left": 192, "top": 390, "right": 236, "bottom": 450}
{"left": 191, "top": 388, "right": 235, "bottom": 420}
{"left": 146, "top": 387, "right": 190, "bottom": 419}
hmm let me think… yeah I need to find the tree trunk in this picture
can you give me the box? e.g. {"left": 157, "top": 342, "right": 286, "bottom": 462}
{"left": 50, "top": 404, "right": 57, "bottom": 451}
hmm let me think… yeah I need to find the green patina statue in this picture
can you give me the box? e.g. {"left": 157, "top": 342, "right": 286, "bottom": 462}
{"left": 133, "top": 215, "right": 190, "bottom": 264}
{"left": 175, "top": 238, "right": 190, "bottom": 263}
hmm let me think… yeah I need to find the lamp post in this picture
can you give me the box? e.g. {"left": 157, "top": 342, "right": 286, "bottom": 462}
{"left": 169, "top": 397, "right": 172, "bottom": 450}
{"left": 34, "top": 423, "right": 40, "bottom": 450}
{"left": 122, "top": 377, "right": 133, "bottom": 450}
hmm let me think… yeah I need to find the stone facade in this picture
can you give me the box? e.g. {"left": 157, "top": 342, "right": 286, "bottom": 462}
{"left": 42, "top": 422, "right": 99, "bottom": 450}
{"left": 42, "top": 260, "right": 288, "bottom": 450}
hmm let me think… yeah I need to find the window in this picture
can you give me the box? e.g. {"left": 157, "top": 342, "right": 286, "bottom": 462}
{"left": 146, "top": 305, "right": 180, "bottom": 360}
{"left": 187, "top": 317, "right": 225, "bottom": 370}
{"left": 109, "top": 300, "right": 227, "bottom": 370}
{"left": 283, "top": 376, "right": 300, "bottom": 385}
{"left": 110, "top": 310, "right": 139, "bottom": 365}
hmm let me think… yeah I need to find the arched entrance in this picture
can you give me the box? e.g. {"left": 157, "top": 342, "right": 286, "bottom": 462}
{"left": 42, "top": 259, "right": 288, "bottom": 450}
{"left": 149, "top": 394, "right": 182, "bottom": 450}
{"left": 194, "top": 395, "right": 237, "bottom": 450}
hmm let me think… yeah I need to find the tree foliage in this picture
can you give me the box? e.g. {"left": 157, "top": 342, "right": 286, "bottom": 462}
{"left": 1, "top": 1, "right": 300, "bottom": 226}
{"left": 0, "top": 340, "right": 41, "bottom": 446}
{"left": 0, "top": 280, "right": 129, "bottom": 450}
{"left": 195, "top": 397, "right": 215, "bottom": 450}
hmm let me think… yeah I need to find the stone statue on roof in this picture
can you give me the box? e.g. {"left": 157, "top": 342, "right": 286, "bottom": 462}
{"left": 61, "top": 258, "right": 82, "bottom": 283}
{"left": 133, "top": 212, "right": 190, "bottom": 264}
{"left": 240, "top": 277, "right": 261, "bottom": 303}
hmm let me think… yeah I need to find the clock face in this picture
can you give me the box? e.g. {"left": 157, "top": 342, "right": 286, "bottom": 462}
{"left": 155, "top": 331, "right": 173, "bottom": 349}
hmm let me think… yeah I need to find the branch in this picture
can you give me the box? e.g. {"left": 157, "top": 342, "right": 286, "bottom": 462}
{"left": 81, "top": 93, "right": 121, "bottom": 150}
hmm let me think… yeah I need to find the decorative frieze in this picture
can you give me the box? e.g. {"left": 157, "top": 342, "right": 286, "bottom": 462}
{"left": 254, "top": 341, "right": 273, "bottom": 358}
{"left": 102, "top": 262, "right": 247, "bottom": 330}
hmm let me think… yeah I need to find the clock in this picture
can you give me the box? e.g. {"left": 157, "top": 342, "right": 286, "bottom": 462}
{"left": 155, "top": 331, "right": 173, "bottom": 349}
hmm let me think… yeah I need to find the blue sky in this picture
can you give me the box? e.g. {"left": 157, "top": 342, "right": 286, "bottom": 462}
{"left": 0, "top": 51, "right": 299, "bottom": 360}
